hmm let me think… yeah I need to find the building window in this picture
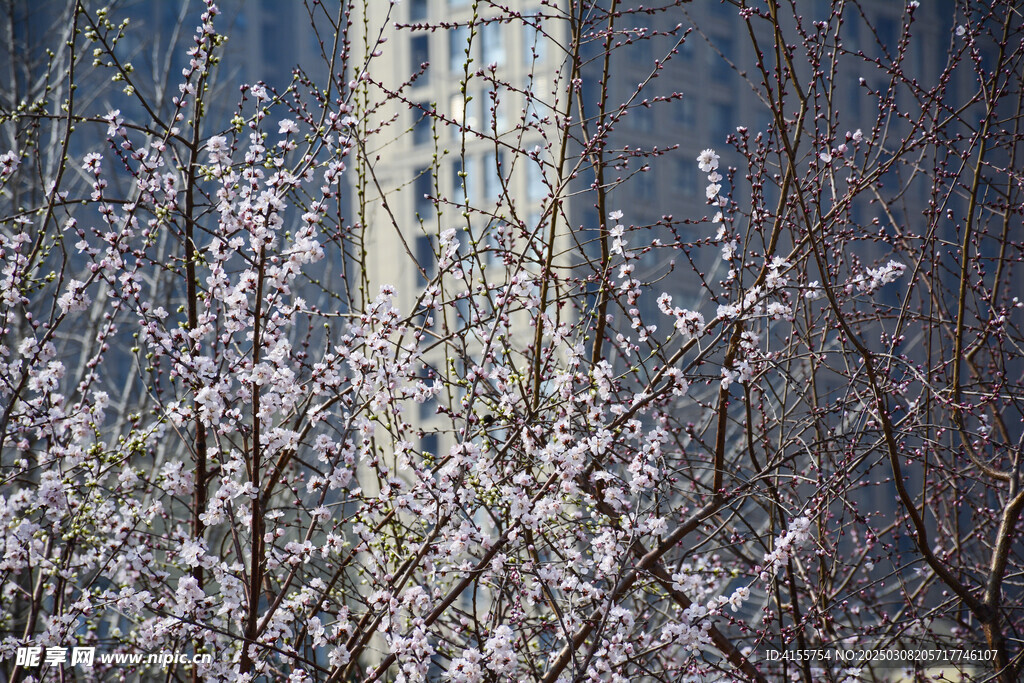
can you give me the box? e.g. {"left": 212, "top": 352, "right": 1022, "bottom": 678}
{"left": 876, "top": 16, "right": 896, "bottom": 61}
{"left": 979, "top": 47, "right": 996, "bottom": 79}
{"left": 485, "top": 90, "right": 507, "bottom": 132}
{"left": 447, "top": 0, "right": 469, "bottom": 7}
{"left": 675, "top": 159, "right": 697, "bottom": 198}
{"left": 710, "top": 35, "right": 733, "bottom": 81}
{"left": 630, "top": 34, "right": 653, "bottom": 65}
{"left": 482, "top": 21, "right": 505, "bottom": 67}
{"left": 522, "top": 14, "right": 546, "bottom": 65}
{"left": 850, "top": 197, "right": 865, "bottom": 227}
{"left": 525, "top": 93, "right": 544, "bottom": 124}
{"left": 712, "top": 0, "right": 733, "bottom": 17}
{"left": 678, "top": 37, "right": 695, "bottom": 63}
{"left": 416, "top": 234, "right": 435, "bottom": 281}
{"left": 628, "top": 103, "right": 654, "bottom": 133}
{"left": 453, "top": 156, "right": 478, "bottom": 203}
{"left": 847, "top": 77, "right": 861, "bottom": 118}
{"left": 844, "top": 9, "right": 860, "bottom": 53}
{"left": 411, "top": 35, "right": 430, "bottom": 85}
{"left": 416, "top": 366, "right": 436, "bottom": 417}
{"left": 419, "top": 391, "right": 436, "bottom": 420}
{"left": 484, "top": 221, "right": 506, "bottom": 265}
{"left": 410, "top": 0, "right": 428, "bottom": 22}
{"left": 813, "top": 0, "right": 831, "bottom": 22}
{"left": 449, "top": 92, "right": 480, "bottom": 139}
{"left": 412, "top": 102, "right": 432, "bottom": 146}
{"left": 483, "top": 150, "right": 504, "bottom": 200}
{"left": 455, "top": 291, "right": 472, "bottom": 324}
{"left": 449, "top": 25, "right": 471, "bottom": 73}
{"left": 452, "top": 159, "right": 463, "bottom": 199}
{"left": 711, "top": 102, "right": 733, "bottom": 144}
{"left": 674, "top": 97, "right": 694, "bottom": 127}
{"left": 527, "top": 161, "right": 546, "bottom": 202}
{"left": 528, "top": 211, "right": 543, "bottom": 234}
{"left": 414, "top": 169, "right": 433, "bottom": 217}
{"left": 421, "top": 433, "right": 439, "bottom": 456}
{"left": 635, "top": 168, "right": 655, "bottom": 201}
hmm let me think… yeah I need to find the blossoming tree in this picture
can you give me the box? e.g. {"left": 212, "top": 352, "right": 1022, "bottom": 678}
{"left": 1, "top": 0, "right": 1023, "bottom": 681}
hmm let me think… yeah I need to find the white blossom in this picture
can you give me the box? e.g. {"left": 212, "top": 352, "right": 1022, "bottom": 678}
{"left": 57, "top": 279, "right": 91, "bottom": 314}
{"left": 697, "top": 148, "right": 720, "bottom": 172}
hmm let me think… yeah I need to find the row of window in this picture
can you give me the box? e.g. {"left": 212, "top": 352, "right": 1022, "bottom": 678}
{"left": 407, "top": 96, "right": 740, "bottom": 145}
{"left": 412, "top": 156, "right": 547, "bottom": 216}
{"left": 577, "top": 30, "right": 735, "bottom": 81}
{"left": 409, "top": 5, "right": 957, "bottom": 96}
{"left": 411, "top": 91, "right": 555, "bottom": 144}
{"left": 412, "top": 26, "right": 735, "bottom": 84}
{"left": 409, "top": 152, "right": 737, "bottom": 212}
{"left": 411, "top": 98, "right": 748, "bottom": 145}
{"left": 413, "top": 228, "right": 505, "bottom": 280}
{"left": 409, "top": 0, "right": 474, "bottom": 21}
{"left": 608, "top": 96, "right": 744, "bottom": 140}
{"left": 408, "top": 16, "right": 546, "bottom": 85}
{"left": 408, "top": 142, "right": 769, "bottom": 217}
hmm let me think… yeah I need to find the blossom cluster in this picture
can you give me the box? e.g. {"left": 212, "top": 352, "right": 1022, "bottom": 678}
{"left": 2, "top": 1, "right": 1015, "bottom": 681}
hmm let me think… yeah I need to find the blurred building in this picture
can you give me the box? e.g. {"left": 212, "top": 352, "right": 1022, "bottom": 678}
{"left": 345, "top": 0, "right": 964, "bottom": 454}
{"left": 348, "top": 0, "right": 967, "bottom": 307}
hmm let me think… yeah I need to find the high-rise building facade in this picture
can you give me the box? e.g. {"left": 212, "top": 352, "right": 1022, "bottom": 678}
{"left": 348, "top": 0, "right": 962, "bottom": 309}
{"left": 341, "top": 4, "right": 986, "bottom": 571}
